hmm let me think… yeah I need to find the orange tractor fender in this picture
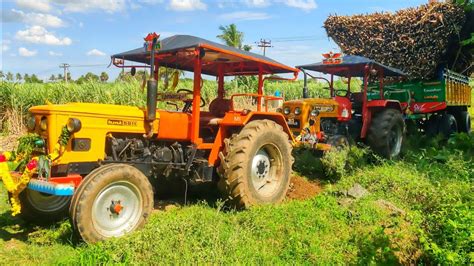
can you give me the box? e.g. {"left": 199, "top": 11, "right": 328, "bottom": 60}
{"left": 205, "top": 111, "right": 295, "bottom": 166}
{"left": 361, "top": 100, "right": 403, "bottom": 138}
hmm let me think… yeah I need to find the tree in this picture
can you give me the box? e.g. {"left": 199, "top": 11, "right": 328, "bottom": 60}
{"left": 217, "top": 24, "right": 244, "bottom": 49}
{"left": 6, "top": 72, "right": 13, "bottom": 82}
{"left": 57, "top": 73, "right": 63, "bottom": 81}
{"left": 49, "top": 74, "right": 56, "bottom": 82}
{"left": 24, "top": 73, "right": 30, "bottom": 83}
{"left": 16, "top": 73, "right": 22, "bottom": 82}
{"left": 30, "top": 74, "right": 43, "bottom": 83}
{"left": 0, "top": 71, "right": 4, "bottom": 80}
{"left": 100, "top": 72, "right": 109, "bottom": 82}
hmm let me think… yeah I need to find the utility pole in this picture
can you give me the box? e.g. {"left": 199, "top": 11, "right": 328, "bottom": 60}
{"left": 59, "top": 63, "right": 70, "bottom": 82}
{"left": 256, "top": 39, "right": 272, "bottom": 56}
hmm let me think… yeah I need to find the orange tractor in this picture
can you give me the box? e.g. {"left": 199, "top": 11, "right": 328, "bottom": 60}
{"left": 281, "top": 54, "right": 407, "bottom": 158}
{"left": 0, "top": 34, "right": 298, "bottom": 243}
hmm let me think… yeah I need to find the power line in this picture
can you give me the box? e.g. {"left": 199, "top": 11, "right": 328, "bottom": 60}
{"left": 69, "top": 64, "right": 109, "bottom": 68}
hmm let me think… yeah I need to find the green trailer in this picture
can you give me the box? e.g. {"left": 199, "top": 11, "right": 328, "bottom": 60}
{"left": 368, "top": 69, "right": 472, "bottom": 136}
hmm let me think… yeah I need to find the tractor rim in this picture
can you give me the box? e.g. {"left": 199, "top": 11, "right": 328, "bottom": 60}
{"left": 92, "top": 181, "right": 142, "bottom": 237}
{"left": 26, "top": 189, "right": 69, "bottom": 213}
{"left": 388, "top": 124, "right": 403, "bottom": 157}
{"left": 251, "top": 144, "right": 283, "bottom": 198}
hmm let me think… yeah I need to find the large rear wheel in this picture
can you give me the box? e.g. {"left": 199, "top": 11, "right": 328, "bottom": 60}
{"left": 70, "top": 164, "right": 153, "bottom": 243}
{"left": 367, "top": 109, "right": 405, "bottom": 159}
{"left": 218, "top": 120, "right": 293, "bottom": 209}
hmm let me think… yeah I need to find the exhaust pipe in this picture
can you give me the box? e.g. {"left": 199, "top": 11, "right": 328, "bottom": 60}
{"left": 146, "top": 79, "right": 158, "bottom": 121}
{"left": 145, "top": 34, "right": 158, "bottom": 138}
{"left": 302, "top": 69, "right": 309, "bottom": 98}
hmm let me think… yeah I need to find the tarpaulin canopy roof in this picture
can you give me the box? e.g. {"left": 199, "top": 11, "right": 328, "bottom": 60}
{"left": 297, "top": 55, "right": 405, "bottom": 77}
{"left": 111, "top": 35, "right": 298, "bottom": 76}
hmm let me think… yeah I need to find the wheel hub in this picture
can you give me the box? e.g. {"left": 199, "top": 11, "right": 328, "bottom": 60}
{"left": 250, "top": 145, "right": 283, "bottom": 198}
{"left": 109, "top": 200, "right": 123, "bottom": 215}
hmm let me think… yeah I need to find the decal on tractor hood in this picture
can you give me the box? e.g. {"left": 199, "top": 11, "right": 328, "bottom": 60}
{"left": 107, "top": 119, "right": 138, "bottom": 127}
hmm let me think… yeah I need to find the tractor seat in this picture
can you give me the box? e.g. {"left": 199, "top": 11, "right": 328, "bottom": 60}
{"left": 209, "top": 98, "right": 232, "bottom": 118}
{"left": 351, "top": 92, "right": 364, "bottom": 111}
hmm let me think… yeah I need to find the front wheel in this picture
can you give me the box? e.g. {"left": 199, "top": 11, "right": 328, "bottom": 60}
{"left": 367, "top": 109, "right": 405, "bottom": 159}
{"left": 17, "top": 189, "right": 70, "bottom": 223}
{"left": 70, "top": 164, "right": 153, "bottom": 243}
{"left": 218, "top": 120, "right": 293, "bottom": 209}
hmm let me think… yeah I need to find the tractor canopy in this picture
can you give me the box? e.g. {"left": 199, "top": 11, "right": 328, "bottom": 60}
{"left": 111, "top": 34, "right": 298, "bottom": 76}
{"left": 297, "top": 55, "right": 405, "bottom": 77}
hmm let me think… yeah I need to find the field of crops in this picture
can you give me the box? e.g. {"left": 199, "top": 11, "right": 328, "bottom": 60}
{"left": 0, "top": 78, "right": 358, "bottom": 133}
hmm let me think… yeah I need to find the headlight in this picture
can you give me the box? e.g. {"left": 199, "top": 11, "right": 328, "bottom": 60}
{"left": 40, "top": 117, "right": 48, "bottom": 131}
{"left": 311, "top": 109, "right": 320, "bottom": 117}
{"left": 283, "top": 107, "right": 290, "bottom": 115}
{"left": 27, "top": 116, "right": 36, "bottom": 131}
{"left": 67, "top": 118, "right": 82, "bottom": 133}
{"left": 294, "top": 107, "right": 301, "bottom": 115}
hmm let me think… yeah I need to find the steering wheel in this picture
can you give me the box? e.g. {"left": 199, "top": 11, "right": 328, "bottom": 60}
{"left": 334, "top": 89, "right": 349, "bottom": 97}
{"left": 176, "top": 89, "right": 206, "bottom": 112}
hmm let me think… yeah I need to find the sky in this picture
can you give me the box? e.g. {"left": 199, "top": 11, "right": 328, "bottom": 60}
{"left": 1, "top": 0, "right": 427, "bottom": 81}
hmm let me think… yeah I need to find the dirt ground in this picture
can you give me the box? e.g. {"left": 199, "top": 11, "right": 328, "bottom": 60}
{"left": 287, "top": 174, "right": 322, "bottom": 200}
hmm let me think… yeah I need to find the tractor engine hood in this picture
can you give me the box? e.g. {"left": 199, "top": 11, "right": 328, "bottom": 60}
{"left": 29, "top": 103, "right": 146, "bottom": 119}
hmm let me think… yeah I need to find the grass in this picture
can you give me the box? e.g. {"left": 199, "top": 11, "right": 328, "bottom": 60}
{"left": 0, "top": 133, "right": 472, "bottom": 264}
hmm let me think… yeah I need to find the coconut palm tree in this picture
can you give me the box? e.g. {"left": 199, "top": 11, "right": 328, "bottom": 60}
{"left": 217, "top": 24, "right": 244, "bottom": 49}
{"left": 100, "top": 72, "right": 109, "bottom": 82}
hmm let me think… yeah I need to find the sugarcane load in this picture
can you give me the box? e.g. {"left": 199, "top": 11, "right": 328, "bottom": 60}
{"left": 324, "top": 2, "right": 473, "bottom": 80}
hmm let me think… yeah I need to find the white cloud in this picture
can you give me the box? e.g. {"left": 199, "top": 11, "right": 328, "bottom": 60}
{"left": 86, "top": 49, "right": 106, "bottom": 56}
{"left": 219, "top": 11, "right": 271, "bottom": 21}
{"left": 1, "top": 40, "right": 11, "bottom": 52}
{"left": 3, "top": 9, "right": 65, "bottom": 28}
{"left": 168, "top": 0, "right": 206, "bottom": 11}
{"left": 245, "top": 0, "right": 270, "bottom": 7}
{"left": 19, "top": 47, "right": 38, "bottom": 57}
{"left": 16, "top": 0, "right": 51, "bottom": 12}
{"left": 51, "top": 0, "right": 127, "bottom": 13}
{"left": 79, "top": 22, "right": 84, "bottom": 28}
{"left": 49, "top": 51, "right": 63, "bottom": 56}
{"left": 16, "top": 26, "right": 72, "bottom": 46}
{"left": 281, "top": 0, "right": 317, "bottom": 11}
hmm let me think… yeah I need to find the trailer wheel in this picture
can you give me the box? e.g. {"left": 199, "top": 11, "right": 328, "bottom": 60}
{"left": 70, "top": 164, "right": 153, "bottom": 243}
{"left": 439, "top": 114, "right": 458, "bottom": 139}
{"left": 16, "top": 189, "right": 70, "bottom": 223}
{"left": 425, "top": 115, "right": 440, "bottom": 137}
{"left": 454, "top": 111, "right": 471, "bottom": 134}
{"left": 218, "top": 120, "right": 293, "bottom": 209}
{"left": 367, "top": 109, "right": 405, "bottom": 159}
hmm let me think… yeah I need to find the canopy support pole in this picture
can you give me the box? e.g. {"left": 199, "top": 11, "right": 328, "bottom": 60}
{"left": 218, "top": 64, "right": 225, "bottom": 99}
{"left": 191, "top": 48, "right": 202, "bottom": 144}
{"left": 257, "top": 65, "right": 263, "bottom": 112}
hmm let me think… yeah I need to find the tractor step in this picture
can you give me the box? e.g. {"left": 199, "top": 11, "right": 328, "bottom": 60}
{"left": 28, "top": 179, "right": 75, "bottom": 196}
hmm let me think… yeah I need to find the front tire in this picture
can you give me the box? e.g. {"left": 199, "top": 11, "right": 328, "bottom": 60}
{"left": 70, "top": 164, "right": 153, "bottom": 243}
{"left": 17, "top": 189, "right": 70, "bottom": 223}
{"left": 218, "top": 120, "right": 293, "bottom": 209}
{"left": 367, "top": 109, "right": 405, "bottom": 159}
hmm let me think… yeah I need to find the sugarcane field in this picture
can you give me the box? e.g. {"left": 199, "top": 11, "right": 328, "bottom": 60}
{"left": 0, "top": 0, "right": 473, "bottom": 264}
